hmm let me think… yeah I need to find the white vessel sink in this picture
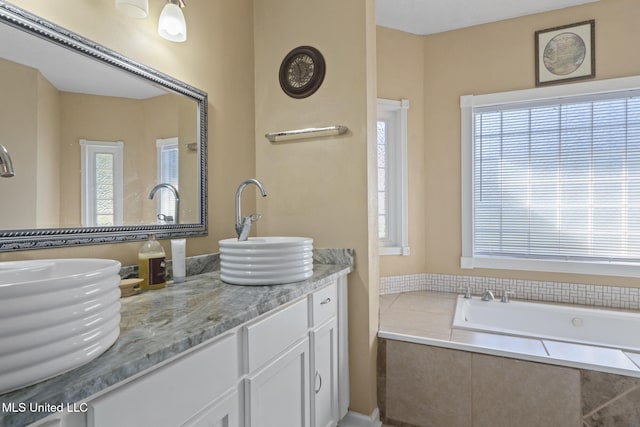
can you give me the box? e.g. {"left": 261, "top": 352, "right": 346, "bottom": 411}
{"left": 219, "top": 237, "right": 313, "bottom": 285}
{"left": 0, "top": 258, "right": 122, "bottom": 394}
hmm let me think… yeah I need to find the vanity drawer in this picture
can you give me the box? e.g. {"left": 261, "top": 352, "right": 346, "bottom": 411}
{"left": 89, "top": 333, "right": 238, "bottom": 427}
{"left": 245, "top": 298, "right": 308, "bottom": 372}
{"left": 310, "top": 282, "right": 337, "bottom": 327}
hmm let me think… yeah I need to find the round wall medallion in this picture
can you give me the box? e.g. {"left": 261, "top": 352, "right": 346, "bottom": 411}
{"left": 279, "top": 46, "right": 326, "bottom": 99}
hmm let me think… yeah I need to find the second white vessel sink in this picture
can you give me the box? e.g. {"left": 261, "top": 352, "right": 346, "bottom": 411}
{"left": 219, "top": 237, "right": 313, "bottom": 285}
{"left": 0, "top": 258, "right": 122, "bottom": 394}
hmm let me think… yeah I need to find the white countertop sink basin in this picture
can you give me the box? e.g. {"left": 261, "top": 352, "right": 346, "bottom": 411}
{"left": 0, "top": 258, "right": 122, "bottom": 394}
{"left": 219, "top": 237, "right": 313, "bottom": 285}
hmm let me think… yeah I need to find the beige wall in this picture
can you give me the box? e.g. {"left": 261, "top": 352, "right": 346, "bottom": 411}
{"left": 36, "top": 73, "right": 61, "bottom": 228}
{"left": 0, "top": 0, "right": 256, "bottom": 263}
{"left": 0, "top": 59, "right": 49, "bottom": 228}
{"left": 378, "top": 0, "right": 640, "bottom": 287}
{"left": 377, "top": 27, "right": 427, "bottom": 277}
{"left": 253, "top": 0, "right": 379, "bottom": 415}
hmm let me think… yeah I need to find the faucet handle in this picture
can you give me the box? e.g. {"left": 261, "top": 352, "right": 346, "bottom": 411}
{"left": 501, "top": 291, "right": 514, "bottom": 303}
{"left": 238, "top": 213, "right": 262, "bottom": 241}
{"left": 460, "top": 287, "right": 472, "bottom": 299}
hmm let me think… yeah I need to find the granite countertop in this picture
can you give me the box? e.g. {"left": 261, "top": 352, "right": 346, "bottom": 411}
{"left": 0, "top": 251, "right": 352, "bottom": 427}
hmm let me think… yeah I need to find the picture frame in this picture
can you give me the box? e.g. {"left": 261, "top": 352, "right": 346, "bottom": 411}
{"left": 535, "top": 20, "right": 595, "bottom": 87}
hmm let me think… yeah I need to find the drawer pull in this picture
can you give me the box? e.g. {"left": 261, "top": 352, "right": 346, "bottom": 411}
{"left": 320, "top": 297, "right": 331, "bottom": 305}
{"left": 315, "top": 370, "right": 322, "bottom": 394}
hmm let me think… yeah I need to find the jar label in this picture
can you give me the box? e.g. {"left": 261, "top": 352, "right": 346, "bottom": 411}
{"left": 148, "top": 257, "right": 166, "bottom": 285}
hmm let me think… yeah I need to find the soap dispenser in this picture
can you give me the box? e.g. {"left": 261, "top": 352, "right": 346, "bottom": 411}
{"left": 138, "top": 234, "right": 166, "bottom": 290}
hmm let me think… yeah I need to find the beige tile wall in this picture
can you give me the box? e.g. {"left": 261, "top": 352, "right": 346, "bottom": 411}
{"left": 379, "top": 338, "right": 640, "bottom": 427}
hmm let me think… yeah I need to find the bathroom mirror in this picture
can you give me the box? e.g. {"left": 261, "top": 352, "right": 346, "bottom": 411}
{"left": 0, "top": 2, "right": 207, "bottom": 251}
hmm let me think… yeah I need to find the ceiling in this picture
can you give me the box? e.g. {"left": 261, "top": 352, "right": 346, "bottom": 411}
{"left": 376, "top": 0, "right": 600, "bottom": 35}
{"left": 0, "top": 22, "right": 166, "bottom": 99}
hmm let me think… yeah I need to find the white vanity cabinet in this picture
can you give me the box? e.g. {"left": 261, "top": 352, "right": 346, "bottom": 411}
{"left": 310, "top": 284, "right": 339, "bottom": 427}
{"left": 25, "top": 276, "right": 349, "bottom": 427}
{"left": 242, "top": 279, "right": 348, "bottom": 427}
{"left": 88, "top": 333, "right": 240, "bottom": 427}
{"left": 243, "top": 299, "right": 311, "bottom": 427}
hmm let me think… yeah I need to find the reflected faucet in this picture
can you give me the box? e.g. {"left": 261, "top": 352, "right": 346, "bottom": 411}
{"left": 235, "top": 178, "right": 267, "bottom": 241}
{"left": 149, "top": 183, "right": 180, "bottom": 224}
{"left": 0, "top": 144, "right": 15, "bottom": 178}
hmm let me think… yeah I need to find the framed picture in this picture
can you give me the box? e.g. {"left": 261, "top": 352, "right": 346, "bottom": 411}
{"left": 535, "top": 20, "right": 595, "bottom": 86}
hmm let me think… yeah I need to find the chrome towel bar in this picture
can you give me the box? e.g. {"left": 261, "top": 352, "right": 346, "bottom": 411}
{"left": 265, "top": 125, "right": 348, "bottom": 142}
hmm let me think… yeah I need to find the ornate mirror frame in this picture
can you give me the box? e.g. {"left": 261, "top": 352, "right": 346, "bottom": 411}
{"left": 0, "top": 2, "right": 208, "bottom": 251}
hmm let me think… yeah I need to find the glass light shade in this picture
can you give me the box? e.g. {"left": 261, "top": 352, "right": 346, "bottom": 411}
{"left": 115, "top": 0, "right": 149, "bottom": 19}
{"left": 158, "top": 3, "right": 187, "bottom": 42}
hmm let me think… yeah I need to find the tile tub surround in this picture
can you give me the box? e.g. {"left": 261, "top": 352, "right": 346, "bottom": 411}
{"left": 0, "top": 258, "right": 352, "bottom": 427}
{"left": 379, "top": 291, "right": 640, "bottom": 427}
{"left": 378, "top": 339, "right": 640, "bottom": 427}
{"left": 380, "top": 273, "right": 640, "bottom": 310}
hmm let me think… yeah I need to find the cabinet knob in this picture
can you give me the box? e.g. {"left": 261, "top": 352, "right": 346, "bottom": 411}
{"left": 320, "top": 297, "right": 331, "bottom": 305}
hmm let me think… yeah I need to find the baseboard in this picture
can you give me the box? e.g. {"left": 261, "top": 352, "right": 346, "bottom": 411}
{"left": 337, "top": 408, "right": 383, "bottom": 427}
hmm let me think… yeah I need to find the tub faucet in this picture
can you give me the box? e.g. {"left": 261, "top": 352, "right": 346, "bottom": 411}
{"left": 481, "top": 289, "right": 495, "bottom": 301}
{"left": 0, "top": 144, "right": 15, "bottom": 178}
{"left": 235, "top": 178, "right": 267, "bottom": 240}
{"left": 149, "top": 183, "right": 180, "bottom": 224}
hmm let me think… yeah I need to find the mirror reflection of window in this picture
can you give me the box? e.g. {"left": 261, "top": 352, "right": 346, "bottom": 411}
{"left": 156, "top": 137, "right": 179, "bottom": 224}
{"left": 80, "top": 139, "right": 124, "bottom": 227}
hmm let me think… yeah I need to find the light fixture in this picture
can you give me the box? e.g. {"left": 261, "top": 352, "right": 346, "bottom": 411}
{"left": 158, "top": 0, "right": 187, "bottom": 43}
{"left": 114, "top": 0, "right": 149, "bottom": 19}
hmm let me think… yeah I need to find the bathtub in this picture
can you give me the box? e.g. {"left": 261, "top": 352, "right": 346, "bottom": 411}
{"left": 452, "top": 295, "right": 640, "bottom": 353}
{"left": 379, "top": 291, "right": 640, "bottom": 380}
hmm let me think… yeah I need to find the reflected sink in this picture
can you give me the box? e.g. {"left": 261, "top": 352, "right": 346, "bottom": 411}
{"left": 0, "top": 258, "right": 122, "bottom": 394}
{"left": 219, "top": 237, "right": 313, "bottom": 285}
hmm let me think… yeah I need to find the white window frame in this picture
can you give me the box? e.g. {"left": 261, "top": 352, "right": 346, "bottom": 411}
{"left": 155, "top": 137, "right": 179, "bottom": 223}
{"left": 377, "top": 98, "right": 410, "bottom": 256}
{"left": 80, "top": 139, "right": 124, "bottom": 227}
{"left": 461, "top": 74, "right": 640, "bottom": 277}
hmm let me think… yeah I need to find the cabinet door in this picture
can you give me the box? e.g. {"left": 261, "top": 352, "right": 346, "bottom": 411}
{"left": 245, "top": 338, "right": 310, "bottom": 427}
{"left": 89, "top": 333, "right": 238, "bottom": 427}
{"left": 311, "top": 318, "right": 338, "bottom": 427}
{"left": 182, "top": 390, "right": 238, "bottom": 427}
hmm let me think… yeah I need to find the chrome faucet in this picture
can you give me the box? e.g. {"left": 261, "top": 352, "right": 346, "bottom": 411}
{"left": 149, "top": 183, "right": 180, "bottom": 224}
{"left": 481, "top": 289, "right": 495, "bottom": 301}
{"left": 235, "top": 178, "right": 267, "bottom": 240}
{"left": 0, "top": 144, "right": 15, "bottom": 178}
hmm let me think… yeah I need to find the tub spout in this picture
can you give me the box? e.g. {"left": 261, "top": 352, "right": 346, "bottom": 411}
{"left": 481, "top": 289, "right": 494, "bottom": 301}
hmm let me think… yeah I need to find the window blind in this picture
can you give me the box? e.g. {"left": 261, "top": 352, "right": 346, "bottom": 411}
{"left": 473, "top": 90, "right": 640, "bottom": 263}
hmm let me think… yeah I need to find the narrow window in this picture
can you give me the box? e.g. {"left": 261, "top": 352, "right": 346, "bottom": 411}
{"left": 377, "top": 99, "right": 410, "bottom": 256}
{"left": 156, "top": 137, "right": 179, "bottom": 224}
{"left": 80, "top": 140, "right": 124, "bottom": 226}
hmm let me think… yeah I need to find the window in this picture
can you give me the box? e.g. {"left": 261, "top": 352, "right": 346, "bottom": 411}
{"left": 377, "top": 98, "right": 410, "bottom": 256}
{"left": 461, "top": 75, "right": 640, "bottom": 277}
{"left": 156, "top": 137, "right": 179, "bottom": 223}
{"left": 80, "top": 140, "right": 124, "bottom": 226}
